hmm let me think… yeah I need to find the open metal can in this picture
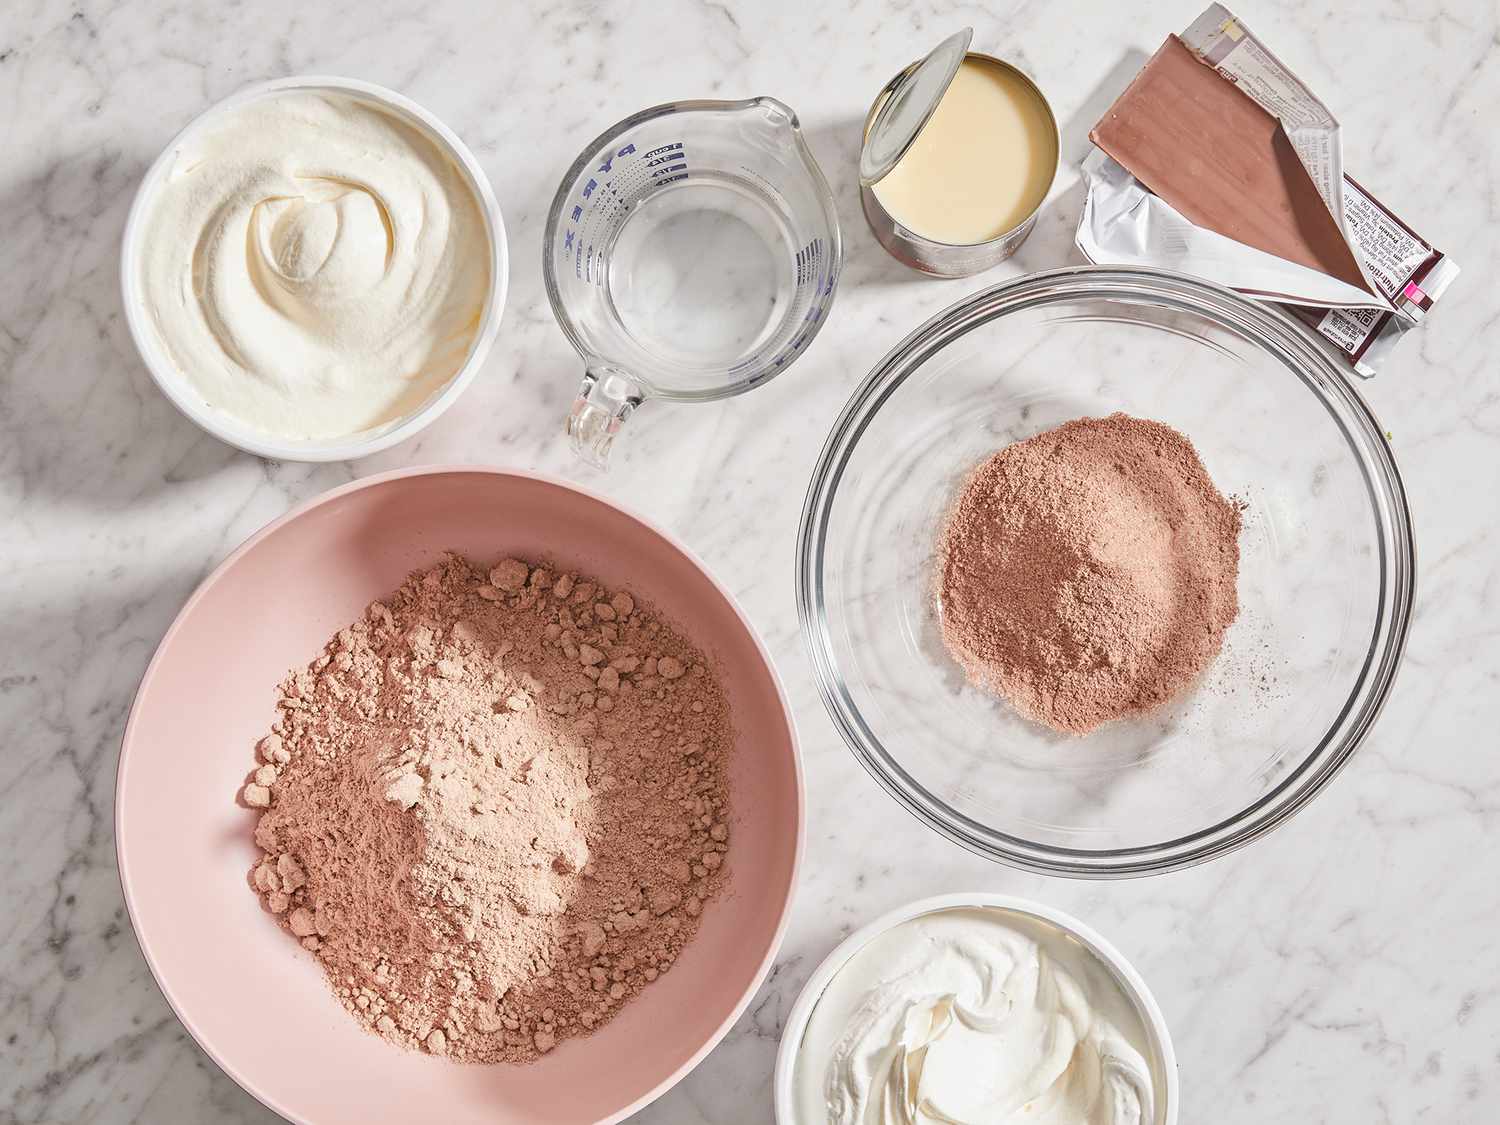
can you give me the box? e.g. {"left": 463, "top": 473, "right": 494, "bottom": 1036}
{"left": 861, "top": 31, "right": 1059, "bottom": 278}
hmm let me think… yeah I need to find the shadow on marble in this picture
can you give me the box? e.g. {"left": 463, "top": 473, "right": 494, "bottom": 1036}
{"left": 1002, "top": 48, "right": 1150, "bottom": 280}
{"left": 1008, "top": 176, "right": 1091, "bottom": 277}
{"left": 999, "top": 46, "right": 1150, "bottom": 279}
{"left": 0, "top": 153, "right": 251, "bottom": 515}
{"left": 1058, "top": 48, "right": 1150, "bottom": 167}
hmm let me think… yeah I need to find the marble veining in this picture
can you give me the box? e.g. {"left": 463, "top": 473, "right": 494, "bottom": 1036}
{"left": 1, "top": 0, "right": 1497, "bottom": 1122}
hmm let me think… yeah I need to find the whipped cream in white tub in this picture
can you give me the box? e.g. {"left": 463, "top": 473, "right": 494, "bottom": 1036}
{"left": 134, "top": 89, "right": 489, "bottom": 441}
{"left": 793, "top": 906, "right": 1161, "bottom": 1125}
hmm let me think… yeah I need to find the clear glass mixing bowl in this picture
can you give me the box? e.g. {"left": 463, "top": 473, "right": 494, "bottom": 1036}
{"left": 797, "top": 268, "right": 1414, "bottom": 877}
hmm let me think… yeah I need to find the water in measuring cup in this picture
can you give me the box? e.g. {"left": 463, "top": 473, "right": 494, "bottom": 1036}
{"left": 607, "top": 174, "right": 795, "bottom": 371}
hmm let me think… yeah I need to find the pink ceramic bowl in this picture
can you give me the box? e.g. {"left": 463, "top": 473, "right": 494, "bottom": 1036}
{"left": 116, "top": 467, "right": 804, "bottom": 1124}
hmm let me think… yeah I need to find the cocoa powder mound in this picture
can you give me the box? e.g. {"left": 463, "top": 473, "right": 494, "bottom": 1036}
{"left": 937, "top": 413, "right": 1242, "bottom": 735}
{"left": 240, "top": 554, "right": 732, "bottom": 1062}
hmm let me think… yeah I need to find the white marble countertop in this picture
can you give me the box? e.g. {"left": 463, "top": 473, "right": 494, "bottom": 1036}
{"left": 3, "top": 0, "right": 1497, "bottom": 1121}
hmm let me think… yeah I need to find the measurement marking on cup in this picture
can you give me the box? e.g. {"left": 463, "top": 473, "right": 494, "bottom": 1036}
{"left": 795, "top": 238, "right": 824, "bottom": 285}
{"left": 564, "top": 140, "right": 693, "bottom": 284}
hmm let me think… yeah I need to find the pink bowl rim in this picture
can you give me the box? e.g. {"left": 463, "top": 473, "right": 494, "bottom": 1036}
{"left": 114, "top": 464, "right": 807, "bottom": 1125}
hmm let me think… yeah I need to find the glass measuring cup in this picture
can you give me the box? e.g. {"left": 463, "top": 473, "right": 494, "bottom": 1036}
{"left": 543, "top": 97, "right": 842, "bottom": 466}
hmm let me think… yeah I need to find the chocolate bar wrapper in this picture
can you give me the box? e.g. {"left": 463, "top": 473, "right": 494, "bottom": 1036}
{"left": 1077, "top": 4, "right": 1458, "bottom": 375}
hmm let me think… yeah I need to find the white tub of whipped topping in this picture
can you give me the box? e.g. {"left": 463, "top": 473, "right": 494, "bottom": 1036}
{"left": 861, "top": 29, "right": 1059, "bottom": 277}
{"left": 774, "top": 893, "right": 1178, "bottom": 1124}
{"left": 121, "top": 76, "right": 508, "bottom": 461}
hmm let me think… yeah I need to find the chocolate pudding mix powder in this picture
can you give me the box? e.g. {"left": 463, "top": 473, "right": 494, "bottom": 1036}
{"left": 938, "top": 413, "right": 1242, "bottom": 734}
{"left": 241, "top": 554, "right": 732, "bottom": 1062}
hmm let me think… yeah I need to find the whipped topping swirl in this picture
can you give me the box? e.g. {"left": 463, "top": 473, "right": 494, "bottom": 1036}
{"left": 136, "top": 89, "right": 489, "bottom": 440}
{"left": 798, "top": 907, "right": 1156, "bottom": 1125}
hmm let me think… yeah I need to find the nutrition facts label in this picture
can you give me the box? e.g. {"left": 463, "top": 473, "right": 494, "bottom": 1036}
{"left": 1341, "top": 178, "right": 1437, "bottom": 301}
{"left": 1300, "top": 177, "right": 1443, "bottom": 361}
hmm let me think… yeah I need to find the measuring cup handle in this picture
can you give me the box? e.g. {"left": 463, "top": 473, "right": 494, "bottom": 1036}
{"left": 567, "top": 365, "right": 645, "bottom": 468}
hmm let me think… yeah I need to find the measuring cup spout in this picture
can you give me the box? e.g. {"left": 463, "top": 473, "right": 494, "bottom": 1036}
{"left": 748, "top": 96, "right": 807, "bottom": 151}
{"left": 567, "top": 363, "right": 644, "bottom": 468}
{"left": 751, "top": 95, "right": 798, "bottom": 126}
{"left": 745, "top": 96, "right": 831, "bottom": 203}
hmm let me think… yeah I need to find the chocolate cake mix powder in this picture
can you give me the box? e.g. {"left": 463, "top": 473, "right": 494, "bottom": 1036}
{"left": 240, "top": 554, "right": 732, "bottom": 1063}
{"left": 937, "top": 413, "right": 1242, "bottom": 735}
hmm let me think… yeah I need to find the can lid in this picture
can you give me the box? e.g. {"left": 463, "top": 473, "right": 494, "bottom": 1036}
{"left": 859, "top": 27, "right": 973, "bottom": 186}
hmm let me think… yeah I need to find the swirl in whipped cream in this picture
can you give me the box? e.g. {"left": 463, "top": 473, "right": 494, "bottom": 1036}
{"left": 137, "top": 89, "right": 488, "bottom": 440}
{"left": 797, "top": 907, "right": 1156, "bottom": 1125}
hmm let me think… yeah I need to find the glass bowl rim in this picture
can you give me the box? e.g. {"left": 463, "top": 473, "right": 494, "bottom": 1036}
{"left": 795, "top": 265, "right": 1415, "bottom": 878}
